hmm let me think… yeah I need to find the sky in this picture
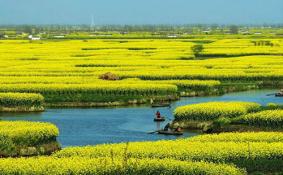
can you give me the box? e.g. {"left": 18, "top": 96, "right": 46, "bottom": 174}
{"left": 0, "top": 0, "right": 282, "bottom": 25}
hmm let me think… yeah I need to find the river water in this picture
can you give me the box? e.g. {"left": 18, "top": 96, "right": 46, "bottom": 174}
{"left": 0, "top": 89, "right": 281, "bottom": 147}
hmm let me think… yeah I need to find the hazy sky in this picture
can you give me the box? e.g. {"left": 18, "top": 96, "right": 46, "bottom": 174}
{"left": 0, "top": 0, "right": 282, "bottom": 25}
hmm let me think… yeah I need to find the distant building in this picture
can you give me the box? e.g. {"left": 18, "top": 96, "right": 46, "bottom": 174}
{"left": 53, "top": 35, "right": 65, "bottom": 39}
{"left": 240, "top": 31, "right": 250, "bottom": 35}
{"left": 202, "top": 30, "right": 211, "bottom": 34}
{"left": 91, "top": 34, "right": 113, "bottom": 37}
{"left": 28, "top": 35, "right": 41, "bottom": 40}
{"left": 167, "top": 34, "right": 178, "bottom": 38}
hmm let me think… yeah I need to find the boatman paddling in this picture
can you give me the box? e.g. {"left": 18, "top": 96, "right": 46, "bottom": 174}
{"left": 156, "top": 111, "right": 161, "bottom": 119}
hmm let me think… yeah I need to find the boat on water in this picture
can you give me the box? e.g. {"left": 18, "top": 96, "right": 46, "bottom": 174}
{"left": 275, "top": 89, "right": 283, "bottom": 97}
{"left": 154, "top": 117, "right": 166, "bottom": 122}
{"left": 157, "top": 130, "right": 183, "bottom": 135}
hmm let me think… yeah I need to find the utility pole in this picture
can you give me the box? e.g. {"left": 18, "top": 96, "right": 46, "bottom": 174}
{"left": 90, "top": 15, "right": 95, "bottom": 31}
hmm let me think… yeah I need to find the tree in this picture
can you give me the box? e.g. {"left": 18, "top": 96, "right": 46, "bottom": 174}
{"left": 22, "top": 25, "right": 33, "bottom": 34}
{"left": 191, "top": 44, "right": 204, "bottom": 57}
{"left": 229, "top": 25, "right": 239, "bottom": 34}
{"left": 0, "top": 32, "right": 4, "bottom": 39}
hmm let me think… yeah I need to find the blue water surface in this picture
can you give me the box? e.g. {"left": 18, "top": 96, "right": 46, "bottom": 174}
{"left": 0, "top": 89, "right": 281, "bottom": 147}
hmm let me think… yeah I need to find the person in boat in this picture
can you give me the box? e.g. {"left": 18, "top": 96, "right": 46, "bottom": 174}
{"left": 156, "top": 111, "right": 161, "bottom": 119}
{"left": 175, "top": 126, "right": 182, "bottom": 132}
{"left": 164, "top": 122, "right": 170, "bottom": 131}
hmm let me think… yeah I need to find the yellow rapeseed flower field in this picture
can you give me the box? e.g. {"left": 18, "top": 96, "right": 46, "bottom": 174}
{"left": 0, "top": 39, "right": 282, "bottom": 104}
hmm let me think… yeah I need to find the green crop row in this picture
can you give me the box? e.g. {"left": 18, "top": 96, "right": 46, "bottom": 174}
{"left": 0, "top": 84, "right": 177, "bottom": 103}
{"left": 141, "top": 80, "right": 221, "bottom": 90}
{"left": 189, "top": 132, "right": 283, "bottom": 142}
{"left": 0, "top": 84, "right": 177, "bottom": 95}
{"left": 118, "top": 69, "right": 283, "bottom": 81}
{"left": 0, "top": 93, "right": 44, "bottom": 111}
{"left": 234, "top": 110, "right": 283, "bottom": 128}
{"left": 54, "top": 140, "right": 283, "bottom": 173}
{"left": 0, "top": 157, "right": 244, "bottom": 175}
{"left": 174, "top": 101, "right": 261, "bottom": 121}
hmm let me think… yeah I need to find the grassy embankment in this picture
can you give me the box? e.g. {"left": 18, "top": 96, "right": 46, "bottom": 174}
{"left": 0, "top": 93, "right": 44, "bottom": 112}
{"left": 0, "top": 121, "right": 60, "bottom": 157}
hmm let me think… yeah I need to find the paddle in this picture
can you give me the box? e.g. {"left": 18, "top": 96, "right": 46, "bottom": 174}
{"left": 147, "top": 130, "right": 159, "bottom": 134}
{"left": 166, "top": 117, "right": 173, "bottom": 121}
{"left": 266, "top": 93, "right": 276, "bottom": 96}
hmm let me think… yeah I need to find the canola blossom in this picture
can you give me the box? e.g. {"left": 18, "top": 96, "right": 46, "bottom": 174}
{"left": 0, "top": 121, "right": 59, "bottom": 146}
{"left": 0, "top": 157, "right": 245, "bottom": 175}
{"left": 174, "top": 101, "right": 261, "bottom": 121}
{"left": 54, "top": 140, "right": 283, "bottom": 172}
{"left": 235, "top": 110, "right": 283, "bottom": 128}
{"left": 0, "top": 39, "right": 282, "bottom": 104}
{"left": 189, "top": 132, "right": 283, "bottom": 142}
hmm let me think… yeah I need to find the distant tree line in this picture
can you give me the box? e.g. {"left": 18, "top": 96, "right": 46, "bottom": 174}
{"left": 0, "top": 24, "right": 282, "bottom": 35}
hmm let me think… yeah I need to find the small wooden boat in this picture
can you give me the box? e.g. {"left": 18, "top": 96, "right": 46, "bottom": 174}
{"left": 275, "top": 90, "right": 283, "bottom": 97}
{"left": 151, "top": 103, "right": 171, "bottom": 108}
{"left": 154, "top": 117, "right": 166, "bottom": 122}
{"left": 275, "top": 89, "right": 283, "bottom": 97}
{"left": 157, "top": 130, "right": 183, "bottom": 135}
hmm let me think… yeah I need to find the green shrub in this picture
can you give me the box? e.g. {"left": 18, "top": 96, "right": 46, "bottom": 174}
{"left": 266, "top": 103, "right": 280, "bottom": 110}
{"left": 191, "top": 44, "right": 204, "bottom": 57}
{"left": 0, "top": 135, "right": 16, "bottom": 157}
{"left": 213, "top": 117, "right": 232, "bottom": 128}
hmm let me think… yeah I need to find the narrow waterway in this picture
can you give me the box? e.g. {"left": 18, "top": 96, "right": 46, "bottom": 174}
{"left": 0, "top": 89, "right": 281, "bottom": 147}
